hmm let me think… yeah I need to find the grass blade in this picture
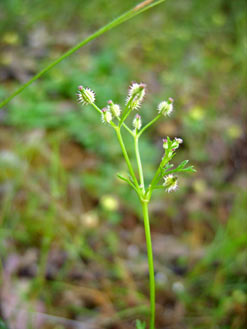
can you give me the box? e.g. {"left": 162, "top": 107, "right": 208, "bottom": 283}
{"left": 0, "top": 0, "right": 166, "bottom": 109}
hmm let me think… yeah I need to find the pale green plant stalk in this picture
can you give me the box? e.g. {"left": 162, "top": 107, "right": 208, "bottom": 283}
{"left": 0, "top": 0, "right": 166, "bottom": 109}
{"left": 77, "top": 83, "right": 196, "bottom": 329}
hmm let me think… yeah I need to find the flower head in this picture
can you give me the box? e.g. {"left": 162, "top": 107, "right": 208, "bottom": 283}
{"left": 158, "top": 97, "right": 174, "bottom": 116}
{"left": 163, "top": 174, "right": 178, "bottom": 192}
{"left": 172, "top": 137, "right": 183, "bottom": 150}
{"left": 133, "top": 114, "right": 142, "bottom": 130}
{"left": 101, "top": 108, "right": 112, "bottom": 123}
{"left": 77, "top": 85, "right": 95, "bottom": 105}
{"left": 162, "top": 137, "right": 183, "bottom": 152}
{"left": 107, "top": 100, "right": 121, "bottom": 118}
{"left": 126, "top": 82, "right": 146, "bottom": 110}
{"left": 175, "top": 137, "right": 183, "bottom": 144}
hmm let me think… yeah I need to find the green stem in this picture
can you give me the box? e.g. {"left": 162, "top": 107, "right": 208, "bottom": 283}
{"left": 150, "top": 167, "right": 163, "bottom": 189}
{"left": 92, "top": 103, "right": 133, "bottom": 134}
{"left": 115, "top": 128, "right": 139, "bottom": 188}
{"left": 141, "top": 201, "right": 155, "bottom": 329}
{"left": 116, "top": 116, "right": 135, "bottom": 136}
{"left": 122, "top": 122, "right": 134, "bottom": 136}
{"left": 134, "top": 135, "right": 145, "bottom": 191}
{"left": 138, "top": 114, "right": 161, "bottom": 137}
{"left": 0, "top": 0, "right": 166, "bottom": 109}
{"left": 148, "top": 153, "right": 171, "bottom": 192}
{"left": 120, "top": 107, "right": 132, "bottom": 126}
{"left": 91, "top": 103, "right": 102, "bottom": 115}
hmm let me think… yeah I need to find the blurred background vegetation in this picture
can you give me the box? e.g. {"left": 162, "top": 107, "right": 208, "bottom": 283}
{"left": 0, "top": 0, "right": 246, "bottom": 328}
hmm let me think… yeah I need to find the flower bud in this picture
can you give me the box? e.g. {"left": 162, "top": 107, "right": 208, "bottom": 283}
{"left": 162, "top": 138, "right": 168, "bottom": 149}
{"left": 133, "top": 114, "right": 142, "bottom": 130}
{"left": 163, "top": 174, "right": 178, "bottom": 192}
{"left": 77, "top": 85, "right": 95, "bottom": 105}
{"left": 107, "top": 100, "right": 121, "bottom": 118}
{"left": 126, "top": 82, "right": 146, "bottom": 110}
{"left": 171, "top": 137, "right": 183, "bottom": 150}
{"left": 157, "top": 97, "right": 173, "bottom": 116}
{"left": 101, "top": 108, "right": 112, "bottom": 123}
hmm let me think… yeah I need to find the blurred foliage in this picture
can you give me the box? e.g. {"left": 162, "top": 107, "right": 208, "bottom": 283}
{"left": 0, "top": 0, "right": 246, "bottom": 328}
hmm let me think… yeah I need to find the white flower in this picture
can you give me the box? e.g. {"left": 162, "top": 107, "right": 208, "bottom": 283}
{"left": 133, "top": 114, "right": 142, "bottom": 130}
{"left": 77, "top": 85, "right": 95, "bottom": 105}
{"left": 126, "top": 82, "right": 146, "bottom": 110}
{"left": 101, "top": 108, "right": 112, "bottom": 123}
{"left": 172, "top": 281, "right": 184, "bottom": 294}
{"left": 175, "top": 137, "right": 183, "bottom": 144}
{"left": 171, "top": 137, "right": 183, "bottom": 150}
{"left": 163, "top": 174, "right": 178, "bottom": 192}
{"left": 157, "top": 97, "right": 173, "bottom": 116}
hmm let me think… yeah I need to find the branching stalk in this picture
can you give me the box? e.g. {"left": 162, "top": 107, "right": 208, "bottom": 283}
{"left": 138, "top": 114, "right": 162, "bottom": 137}
{"left": 75, "top": 81, "right": 195, "bottom": 329}
{"left": 115, "top": 128, "right": 139, "bottom": 189}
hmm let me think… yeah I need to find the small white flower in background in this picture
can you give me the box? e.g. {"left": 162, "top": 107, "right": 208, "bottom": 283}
{"left": 133, "top": 114, "right": 142, "bottom": 130}
{"left": 126, "top": 82, "right": 146, "bottom": 110}
{"left": 163, "top": 174, "right": 178, "bottom": 192}
{"left": 155, "top": 272, "right": 168, "bottom": 285}
{"left": 107, "top": 100, "right": 121, "bottom": 117}
{"left": 127, "top": 245, "right": 139, "bottom": 258}
{"left": 77, "top": 85, "right": 95, "bottom": 105}
{"left": 158, "top": 97, "right": 174, "bottom": 116}
{"left": 100, "top": 195, "right": 119, "bottom": 211}
{"left": 81, "top": 211, "right": 99, "bottom": 228}
{"left": 0, "top": 150, "right": 22, "bottom": 168}
{"left": 101, "top": 108, "right": 112, "bottom": 123}
{"left": 172, "top": 281, "right": 185, "bottom": 294}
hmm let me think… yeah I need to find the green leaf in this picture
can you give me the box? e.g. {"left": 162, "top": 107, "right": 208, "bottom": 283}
{"left": 136, "top": 319, "right": 146, "bottom": 329}
{"left": 182, "top": 165, "right": 196, "bottom": 173}
{"left": 164, "top": 163, "right": 174, "bottom": 170}
{"left": 117, "top": 173, "right": 129, "bottom": 183}
{"left": 177, "top": 159, "right": 189, "bottom": 169}
{"left": 116, "top": 173, "right": 138, "bottom": 193}
{"left": 177, "top": 160, "right": 196, "bottom": 173}
{"left": 162, "top": 160, "right": 196, "bottom": 176}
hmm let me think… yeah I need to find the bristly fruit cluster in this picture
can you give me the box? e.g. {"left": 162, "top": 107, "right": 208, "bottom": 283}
{"left": 77, "top": 82, "right": 195, "bottom": 200}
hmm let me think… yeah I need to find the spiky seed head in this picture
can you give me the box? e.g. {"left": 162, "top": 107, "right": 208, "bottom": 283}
{"left": 77, "top": 86, "right": 95, "bottom": 105}
{"left": 101, "top": 108, "right": 112, "bottom": 123}
{"left": 126, "top": 82, "right": 146, "bottom": 110}
{"left": 157, "top": 98, "right": 174, "bottom": 116}
{"left": 107, "top": 100, "right": 121, "bottom": 118}
{"left": 163, "top": 174, "right": 178, "bottom": 192}
{"left": 133, "top": 114, "right": 142, "bottom": 130}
